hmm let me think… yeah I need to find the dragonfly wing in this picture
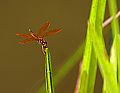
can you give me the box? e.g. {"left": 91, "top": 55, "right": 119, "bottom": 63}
{"left": 16, "top": 33, "right": 33, "bottom": 39}
{"left": 42, "top": 28, "right": 61, "bottom": 37}
{"left": 18, "top": 38, "right": 35, "bottom": 44}
{"left": 37, "top": 21, "right": 50, "bottom": 36}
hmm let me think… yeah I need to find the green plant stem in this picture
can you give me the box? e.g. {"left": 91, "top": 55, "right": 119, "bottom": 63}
{"left": 45, "top": 48, "right": 54, "bottom": 93}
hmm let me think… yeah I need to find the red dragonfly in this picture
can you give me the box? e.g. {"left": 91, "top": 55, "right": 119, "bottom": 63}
{"left": 16, "top": 21, "right": 61, "bottom": 54}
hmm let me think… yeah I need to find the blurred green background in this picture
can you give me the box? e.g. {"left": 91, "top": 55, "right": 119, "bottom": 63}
{"left": 0, "top": 0, "right": 120, "bottom": 93}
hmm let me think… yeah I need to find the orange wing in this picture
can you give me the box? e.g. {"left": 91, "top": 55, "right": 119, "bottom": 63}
{"left": 37, "top": 21, "right": 50, "bottom": 36}
{"left": 18, "top": 38, "right": 35, "bottom": 44}
{"left": 42, "top": 28, "right": 61, "bottom": 38}
{"left": 16, "top": 33, "right": 34, "bottom": 39}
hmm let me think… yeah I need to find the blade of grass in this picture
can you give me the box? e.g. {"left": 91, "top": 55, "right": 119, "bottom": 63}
{"left": 102, "top": 12, "right": 120, "bottom": 93}
{"left": 108, "top": 0, "right": 119, "bottom": 37}
{"left": 108, "top": 0, "right": 120, "bottom": 92}
{"left": 112, "top": 34, "right": 120, "bottom": 93}
{"left": 78, "top": 26, "right": 97, "bottom": 93}
{"left": 108, "top": 0, "right": 120, "bottom": 78}
{"left": 45, "top": 48, "right": 54, "bottom": 93}
{"left": 94, "top": 0, "right": 107, "bottom": 93}
{"left": 86, "top": 48, "right": 97, "bottom": 93}
{"left": 110, "top": 36, "right": 117, "bottom": 78}
{"left": 93, "top": 1, "right": 107, "bottom": 93}
{"left": 116, "top": 35, "right": 120, "bottom": 92}
{"left": 78, "top": 0, "right": 99, "bottom": 92}
{"left": 91, "top": 23, "right": 118, "bottom": 93}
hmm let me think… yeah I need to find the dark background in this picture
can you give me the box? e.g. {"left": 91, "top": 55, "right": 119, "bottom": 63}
{"left": 0, "top": 0, "right": 120, "bottom": 93}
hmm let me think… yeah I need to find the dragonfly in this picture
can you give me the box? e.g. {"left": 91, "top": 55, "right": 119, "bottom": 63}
{"left": 16, "top": 21, "right": 61, "bottom": 54}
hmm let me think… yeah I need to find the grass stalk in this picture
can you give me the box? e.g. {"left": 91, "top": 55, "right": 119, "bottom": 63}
{"left": 45, "top": 48, "right": 54, "bottom": 93}
{"left": 78, "top": 0, "right": 99, "bottom": 92}
{"left": 108, "top": 0, "right": 120, "bottom": 92}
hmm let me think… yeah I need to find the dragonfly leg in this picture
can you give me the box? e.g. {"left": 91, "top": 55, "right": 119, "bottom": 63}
{"left": 42, "top": 45, "right": 46, "bottom": 55}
